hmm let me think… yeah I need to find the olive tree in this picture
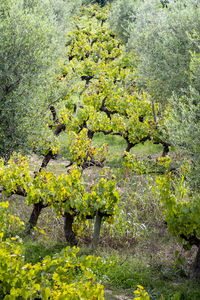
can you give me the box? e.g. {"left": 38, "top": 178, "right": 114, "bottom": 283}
{"left": 109, "top": 0, "right": 144, "bottom": 43}
{"left": 82, "top": 0, "right": 114, "bottom": 6}
{"left": 0, "top": 0, "right": 76, "bottom": 158}
{"left": 127, "top": 0, "right": 200, "bottom": 105}
{"left": 166, "top": 49, "right": 200, "bottom": 190}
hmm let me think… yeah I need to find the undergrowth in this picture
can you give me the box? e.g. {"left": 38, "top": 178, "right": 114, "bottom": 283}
{"left": 1, "top": 138, "right": 200, "bottom": 299}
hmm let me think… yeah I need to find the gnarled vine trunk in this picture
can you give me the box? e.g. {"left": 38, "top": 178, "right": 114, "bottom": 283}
{"left": 27, "top": 202, "right": 44, "bottom": 233}
{"left": 64, "top": 212, "right": 78, "bottom": 246}
{"left": 180, "top": 234, "right": 200, "bottom": 279}
{"left": 161, "top": 142, "right": 170, "bottom": 157}
{"left": 194, "top": 246, "right": 200, "bottom": 279}
{"left": 92, "top": 211, "right": 103, "bottom": 249}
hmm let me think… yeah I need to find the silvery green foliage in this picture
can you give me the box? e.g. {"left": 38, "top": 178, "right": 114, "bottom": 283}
{"left": 49, "top": 0, "right": 81, "bottom": 30}
{"left": 166, "top": 50, "right": 200, "bottom": 190}
{"left": 127, "top": 0, "right": 200, "bottom": 105}
{"left": 167, "top": 91, "right": 200, "bottom": 190}
{"left": 109, "top": 0, "right": 144, "bottom": 43}
{"left": 82, "top": 0, "right": 113, "bottom": 6}
{"left": 0, "top": 0, "right": 75, "bottom": 158}
{"left": 189, "top": 33, "right": 200, "bottom": 93}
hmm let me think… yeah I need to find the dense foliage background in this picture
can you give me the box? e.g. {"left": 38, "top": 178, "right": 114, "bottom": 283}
{"left": 1, "top": 0, "right": 200, "bottom": 299}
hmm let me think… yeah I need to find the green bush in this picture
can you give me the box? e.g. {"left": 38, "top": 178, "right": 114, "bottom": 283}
{"left": 0, "top": 201, "right": 105, "bottom": 299}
